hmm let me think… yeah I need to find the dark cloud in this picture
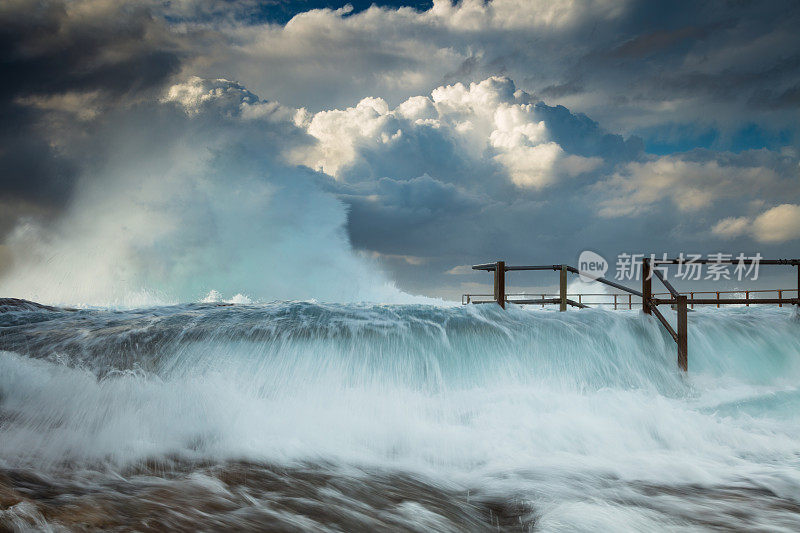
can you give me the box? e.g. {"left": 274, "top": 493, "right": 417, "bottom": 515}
{"left": 342, "top": 174, "right": 486, "bottom": 251}
{"left": 0, "top": 0, "right": 798, "bottom": 301}
{"left": 0, "top": 0, "right": 188, "bottom": 236}
{"left": 609, "top": 26, "right": 711, "bottom": 60}
{"left": 0, "top": 106, "right": 76, "bottom": 208}
{"left": 0, "top": 1, "right": 182, "bottom": 99}
{"left": 530, "top": 104, "right": 644, "bottom": 161}
{"left": 171, "top": 0, "right": 798, "bottom": 139}
{"left": 160, "top": 0, "right": 433, "bottom": 25}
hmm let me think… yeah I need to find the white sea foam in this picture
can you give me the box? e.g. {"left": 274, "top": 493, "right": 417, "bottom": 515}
{"left": 1, "top": 303, "right": 798, "bottom": 531}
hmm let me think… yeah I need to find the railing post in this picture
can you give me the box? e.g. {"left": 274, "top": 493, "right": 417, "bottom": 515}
{"left": 690, "top": 292, "right": 694, "bottom": 309}
{"left": 797, "top": 264, "right": 799, "bottom": 308}
{"left": 642, "top": 257, "right": 652, "bottom": 315}
{"left": 716, "top": 291, "right": 720, "bottom": 308}
{"left": 614, "top": 294, "right": 618, "bottom": 310}
{"left": 628, "top": 294, "right": 632, "bottom": 309}
{"left": 578, "top": 294, "right": 582, "bottom": 306}
{"left": 559, "top": 265, "right": 567, "bottom": 311}
{"left": 494, "top": 261, "right": 505, "bottom": 309}
{"left": 677, "top": 295, "right": 688, "bottom": 371}
{"left": 745, "top": 291, "right": 749, "bottom": 306}
{"left": 779, "top": 290, "right": 782, "bottom": 307}
{"left": 541, "top": 294, "right": 545, "bottom": 309}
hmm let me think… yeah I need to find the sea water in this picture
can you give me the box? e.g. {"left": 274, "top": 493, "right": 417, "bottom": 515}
{"left": 1, "top": 300, "right": 799, "bottom": 531}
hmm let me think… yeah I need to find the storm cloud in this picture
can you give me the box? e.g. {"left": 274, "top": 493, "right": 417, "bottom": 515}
{"left": 1, "top": 0, "right": 798, "bottom": 302}
{"left": 0, "top": 0, "right": 188, "bottom": 232}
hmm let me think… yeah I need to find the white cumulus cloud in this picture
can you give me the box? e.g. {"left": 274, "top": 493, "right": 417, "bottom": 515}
{"left": 297, "top": 76, "right": 603, "bottom": 189}
{"left": 596, "top": 154, "right": 792, "bottom": 217}
{"left": 712, "top": 204, "right": 800, "bottom": 243}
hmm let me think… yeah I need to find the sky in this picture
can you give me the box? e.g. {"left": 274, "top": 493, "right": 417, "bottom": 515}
{"left": 0, "top": 0, "right": 799, "bottom": 304}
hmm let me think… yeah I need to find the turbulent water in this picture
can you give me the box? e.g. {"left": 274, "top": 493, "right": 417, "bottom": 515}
{"left": 0, "top": 299, "right": 799, "bottom": 531}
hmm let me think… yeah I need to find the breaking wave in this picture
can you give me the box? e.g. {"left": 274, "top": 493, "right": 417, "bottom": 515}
{"left": 1, "top": 300, "right": 799, "bottom": 530}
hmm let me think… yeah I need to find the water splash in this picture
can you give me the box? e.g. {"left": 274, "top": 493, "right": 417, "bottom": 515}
{"left": 1, "top": 301, "right": 799, "bottom": 530}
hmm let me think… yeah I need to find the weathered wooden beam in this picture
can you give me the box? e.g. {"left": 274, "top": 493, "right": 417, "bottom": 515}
{"left": 642, "top": 257, "right": 652, "bottom": 315}
{"left": 653, "top": 259, "right": 800, "bottom": 265}
{"left": 677, "top": 295, "right": 688, "bottom": 371}
{"left": 651, "top": 268, "right": 679, "bottom": 298}
{"left": 652, "top": 298, "right": 800, "bottom": 305}
{"left": 564, "top": 266, "right": 643, "bottom": 297}
{"left": 559, "top": 265, "right": 567, "bottom": 311}
{"left": 507, "top": 298, "right": 561, "bottom": 305}
{"left": 565, "top": 298, "right": 589, "bottom": 309}
{"left": 650, "top": 305, "right": 678, "bottom": 342}
{"left": 503, "top": 297, "right": 589, "bottom": 308}
{"left": 494, "top": 260, "right": 506, "bottom": 309}
{"left": 505, "top": 265, "right": 562, "bottom": 271}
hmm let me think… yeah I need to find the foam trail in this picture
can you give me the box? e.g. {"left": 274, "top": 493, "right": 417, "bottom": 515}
{"left": 1, "top": 302, "right": 799, "bottom": 530}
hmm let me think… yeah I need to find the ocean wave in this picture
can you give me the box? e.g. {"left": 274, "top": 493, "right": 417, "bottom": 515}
{"left": 1, "top": 301, "right": 799, "bottom": 530}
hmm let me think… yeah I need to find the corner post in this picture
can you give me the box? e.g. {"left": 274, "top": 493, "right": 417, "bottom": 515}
{"left": 559, "top": 265, "right": 567, "bottom": 312}
{"left": 642, "top": 257, "right": 652, "bottom": 315}
{"left": 677, "top": 295, "right": 688, "bottom": 371}
{"left": 494, "top": 261, "right": 506, "bottom": 309}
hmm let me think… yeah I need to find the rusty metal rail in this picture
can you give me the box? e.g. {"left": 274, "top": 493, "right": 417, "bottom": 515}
{"left": 464, "top": 258, "right": 800, "bottom": 372}
{"left": 463, "top": 288, "right": 800, "bottom": 308}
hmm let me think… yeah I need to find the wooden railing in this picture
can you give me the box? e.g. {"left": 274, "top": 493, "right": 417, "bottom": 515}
{"left": 464, "top": 258, "right": 800, "bottom": 371}
{"left": 463, "top": 289, "right": 799, "bottom": 308}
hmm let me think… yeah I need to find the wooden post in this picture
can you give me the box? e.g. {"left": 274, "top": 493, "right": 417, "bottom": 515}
{"left": 716, "top": 291, "right": 720, "bottom": 308}
{"left": 541, "top": 294, "right": 545, "bottom": 309}
{"left": 494, "top": 261, "right": 505, "bottom": 309}
{"left": 613, "top": 294, "right": 618, "bottom": 310}
{"left": 642, "top": 258, "right": 652, "bottom": 315}
{"left": 690, "top": 292, "right": 694, "bottom": 310}
{"left": 677, "top": 295, "right": 688, "bottom": 371}
{"left": 628, "top": 294, "right": 632, "bottom": 309}
{"left": 559, "top": 265, "right": 567, "bottom": 311}
{"left": 778, "top": 290, "right": 782, "bottom": 307}
{"left": 797, "top": 265, "right": 799, "bottom": 307}
{"left": 745, "top": 291, "right": 749, "bottom": 306}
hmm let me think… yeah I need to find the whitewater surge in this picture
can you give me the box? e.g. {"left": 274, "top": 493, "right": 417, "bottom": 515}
{"left": 1, "top": 300, "right": 799, "bottom": 531}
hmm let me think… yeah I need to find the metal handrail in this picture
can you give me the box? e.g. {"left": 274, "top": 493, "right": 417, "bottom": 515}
{"left": 464, "top": 258, "right": 800, "bottom": 372}
{"left": 463, "top": 288, "right": 799, "bottom": 307}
